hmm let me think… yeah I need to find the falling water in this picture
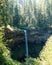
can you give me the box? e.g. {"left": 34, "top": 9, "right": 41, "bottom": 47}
{"left": 24, "top": 30, "right": 28, "bottom": 58}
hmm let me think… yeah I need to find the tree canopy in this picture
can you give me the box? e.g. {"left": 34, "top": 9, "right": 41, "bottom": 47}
{"left": 0, "top": 0, "right": 52, "bottom": 29}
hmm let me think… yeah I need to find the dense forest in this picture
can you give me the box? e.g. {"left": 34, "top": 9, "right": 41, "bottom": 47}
{"left": 0, "top": 0, "right": 52, "bottom": 65}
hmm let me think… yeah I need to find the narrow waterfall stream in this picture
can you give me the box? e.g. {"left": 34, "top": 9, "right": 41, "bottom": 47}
{"left": 24, "top": 30, "right": 28, "bottom": 58}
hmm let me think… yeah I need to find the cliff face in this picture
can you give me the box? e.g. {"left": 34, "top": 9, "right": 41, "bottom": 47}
{"left": 3, "top": 25, "right": 51, "bottom": 44}
{"left": 2, "top": 25, "right": 52, "bottom": 61}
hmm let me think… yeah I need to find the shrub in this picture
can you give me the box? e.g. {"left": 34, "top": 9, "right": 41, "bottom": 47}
{"left": 0, "top": 27, "right": 21, "bottom": 65}
{"left": 39, "top": 36, "right": 52, "bottom": 65}
{"left": 22, "top": 57, "right": 40, "bottom": 65}
{"left": 0, "top": 45, "right": 21, "bottom": 65}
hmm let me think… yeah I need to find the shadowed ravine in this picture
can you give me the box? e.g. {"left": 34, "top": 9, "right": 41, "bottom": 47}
{"left": 2, "top": 26, "right": 52, "bottom": 62}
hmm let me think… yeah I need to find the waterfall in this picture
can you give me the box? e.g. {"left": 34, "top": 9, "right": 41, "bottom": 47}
{"left": 24, "top": 30, "right": 28, "bottom": 58}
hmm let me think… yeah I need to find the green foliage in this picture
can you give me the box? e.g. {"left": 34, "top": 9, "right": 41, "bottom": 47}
{"left": 12, "top": 0, "right": 52, "bottom": 29}
{"left": 0, "top": 0, "right": 52, "bottom": 29}
{"left": 13, "top": 6, "right": 21, "bottom": 27}
{"left": 39, "top": 36, "right": 52, "bottom": 65}
{"left": 0, "top": 0, "right": 52, "bottom": 64}
{"left": 0, "top": 0, "right": 8, "bottom": 26}
{"left": 0, "top": 55, "right": 21, "bottom": 65}
{"left": 0, "top": 27, "right": 21, "bottom": 65}
{"left": 0, "top": 0, "right": 14, "bottom": 27}
{"left": 23, "top": 58, "right": 40, "bottom": 65}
